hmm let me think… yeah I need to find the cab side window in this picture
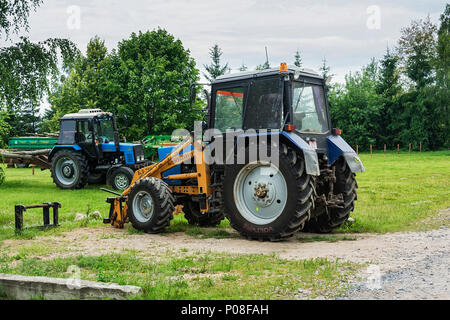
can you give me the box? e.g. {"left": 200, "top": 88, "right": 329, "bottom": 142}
{"left": 58, "top": 120, "right": 76, "bottom": 145}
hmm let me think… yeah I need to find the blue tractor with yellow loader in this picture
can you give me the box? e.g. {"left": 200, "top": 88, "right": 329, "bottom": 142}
{"left": 103, "top": 64, "right": 365, "bottom": 240}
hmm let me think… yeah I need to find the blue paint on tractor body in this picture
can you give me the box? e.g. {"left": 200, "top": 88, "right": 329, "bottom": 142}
{"left": 52, "top": 144, "right": 82, "bottom": 151}
{"left": 158, "top": 144, "right": 194, "bottom": 185}
{"left": 51, "top": 142, "right": 139, "bottom": 165}
{"left": 100, "top": 142, "right": 139, "bottom": 165}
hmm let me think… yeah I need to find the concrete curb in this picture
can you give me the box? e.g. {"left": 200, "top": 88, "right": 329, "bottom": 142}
{"left": 0, "top": 273, "right": 142, "bottom": 300}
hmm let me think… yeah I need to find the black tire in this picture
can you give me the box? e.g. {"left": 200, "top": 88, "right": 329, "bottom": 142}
{"left": 127, "top": 177, "right": 175, "bottom": 233}
{"left": 109, "top": 167, "right": 134, "bottom": 190}
{"left": 304, "top": 157, "right": 358, "bottom": 233}
{"left": 223, "top": 144, "right": 314, "bottom": 241}
{"left": 88, "top": 171, "right": 106, "bottom": 185}
{"left": 182, "top": 200, "right": 224, "bottom": 227}
{"left": 50, "top": 149, "right": 89, "bottom": 190}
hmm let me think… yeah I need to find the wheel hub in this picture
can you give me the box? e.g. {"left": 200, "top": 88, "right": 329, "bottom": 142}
{"left": 234, "top": 162, "right": 288, "bottom": 225}
{"left": 62, "top": 164, "right": 75, "bottom": 178}
{"left": 252, "top": 183, "right": 276, "bottom": 208}
{"left": 55, "top": 157, "right": 78, "bottom": 186}
{"left": 132, "top": 191, "right": 154, "bottom": 223}
{"left": 114, "top": 174, "right": 129, "bottom": 189}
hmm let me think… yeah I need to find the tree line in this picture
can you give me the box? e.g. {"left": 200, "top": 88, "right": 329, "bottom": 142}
{"left": 328, "top": 9, "right": 449, "bottom": 151}
{"left": 0, "top": 1, "right": 448, "bottom": 151}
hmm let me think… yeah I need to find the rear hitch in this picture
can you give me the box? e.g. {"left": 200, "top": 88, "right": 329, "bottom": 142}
{"left": 104, "top": 196, "right": 128, "bottom": 228}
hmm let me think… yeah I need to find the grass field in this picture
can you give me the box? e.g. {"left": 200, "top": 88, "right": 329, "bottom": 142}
{"left": 0, "top": 151, "right": 448, "bottom": 241}
{"left": 0, "top": 151, "right": 448, "bottom": 299}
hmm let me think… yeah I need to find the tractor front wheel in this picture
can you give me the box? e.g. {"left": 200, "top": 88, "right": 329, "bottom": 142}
{"left": 127, "top": 177, "right": 175, "bottom": 233}
{"left": 109, "top": 167, "right": 134, "bottom": 190}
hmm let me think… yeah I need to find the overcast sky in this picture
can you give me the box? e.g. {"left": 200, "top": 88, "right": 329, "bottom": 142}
{"left": 3, "top": 0, "right": 447, "bottom": 84}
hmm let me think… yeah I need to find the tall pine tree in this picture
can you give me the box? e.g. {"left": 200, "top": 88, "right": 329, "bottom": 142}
{"left": 203, "top": 44, "right": 229, "bottom": 82}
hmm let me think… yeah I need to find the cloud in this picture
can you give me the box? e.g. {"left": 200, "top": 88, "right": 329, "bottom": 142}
{"left": 1, "top": 0, "right": 445, "bottom": 83}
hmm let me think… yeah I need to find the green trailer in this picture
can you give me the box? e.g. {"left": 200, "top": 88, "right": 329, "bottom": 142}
{"left": 5, "top": 136, "right": 57, "bottom": 168}
{"left": 8, "top": 137, "right": 58, "bottom": 151}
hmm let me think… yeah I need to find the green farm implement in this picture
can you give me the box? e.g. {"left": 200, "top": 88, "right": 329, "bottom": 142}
{"left": 141, "top": 135, "right": 183, "bottom": 160}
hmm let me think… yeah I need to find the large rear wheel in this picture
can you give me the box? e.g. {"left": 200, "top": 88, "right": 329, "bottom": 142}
{"left": 50, "top": 149, "right": 89, "bottom": 190}
{"left": 223, "top": 144, "right": 314, "bottom": 241}
{"left": 304, "top": 157, "right": 358, "bottom": 233}
{"left": 127, "top": 177, "right": 174, "bottom": 233}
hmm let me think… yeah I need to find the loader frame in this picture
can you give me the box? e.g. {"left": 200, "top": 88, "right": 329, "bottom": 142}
{"left": 105, "top": 135, "right": 212, "bottom": 228}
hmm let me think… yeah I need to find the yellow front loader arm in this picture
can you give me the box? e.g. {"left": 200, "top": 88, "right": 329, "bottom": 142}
{"left": 104, "top": 135, "right": 212, "bottom": 229}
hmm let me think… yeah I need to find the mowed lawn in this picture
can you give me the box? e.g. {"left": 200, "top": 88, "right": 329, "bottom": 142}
{"left": 349, "top": 150, "right": 449, "bottom": 233}
{"left": 0, "top": 151, "right": 449, "bottom": 241}
{"left": 0, "top": 151, "right": 448, "bottom": 300}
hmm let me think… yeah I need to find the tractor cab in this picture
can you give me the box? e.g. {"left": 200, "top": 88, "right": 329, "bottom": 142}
{"left": 49, "top": 109, "right": 147, "bottom": 190}
{"left": 210, "top": 64, "right": 364, "bottom": 172}
{"left": 57, "top": 109, "right": 116, "bottom": 159}
{"left": 210, "top": 65, "right": 331, "bottom": 151}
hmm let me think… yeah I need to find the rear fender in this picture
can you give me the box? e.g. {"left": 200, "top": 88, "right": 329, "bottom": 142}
{"left": 234, "top": 131, "right": 320, "bottom": 176}
{"left": 48, "top": 145, "right": 82, "bottom": 161}
{"left": 327, "top": 136, "right": 365, "bottom": 173}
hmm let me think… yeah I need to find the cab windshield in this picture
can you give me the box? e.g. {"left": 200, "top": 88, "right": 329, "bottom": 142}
{"left": 292, "top": 82, "right": 329, "bottom": 134}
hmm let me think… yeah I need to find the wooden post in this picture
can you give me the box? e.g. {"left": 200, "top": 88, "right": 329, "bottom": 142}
{"left": 397, "top": 144, "right": 400, "bottom": 154}
{"left": 409, "top": 144, "right": 411, "bottom": 154}
{"left": 356, "top": 145, "right": 359, "bottom": 155}
{"left": 32, "top": 166, "right": 35, "bottom": 176}
{"left": 370, "top": 145, "right": 373, "bottom": 158}
{"left": 384, "top": 144, "right": 386, "bottom": 156}
{"left": 420, "top": 142, "right": 422, "bottom": 153}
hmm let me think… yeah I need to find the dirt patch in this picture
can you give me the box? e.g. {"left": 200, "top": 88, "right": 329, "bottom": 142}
{"left": 2, "top": 209, "right": 449, "bottom": 299}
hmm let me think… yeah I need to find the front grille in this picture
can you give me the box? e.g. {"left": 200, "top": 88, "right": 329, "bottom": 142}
{"left": 133, "top": 145, "right": 145, "bottom": 163}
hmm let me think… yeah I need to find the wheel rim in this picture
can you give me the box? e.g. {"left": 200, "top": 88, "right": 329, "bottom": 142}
{"left": 114, "top": 173, "right": 130, "bottom": 189}
{"left": 132, "top": 191, "right": 154, "bottom": 223}
{"left": 233, "top": 162, "right": 288, "bottom": 226}
{"left": 55, "top": 157, "right": 78, "bottom": 186}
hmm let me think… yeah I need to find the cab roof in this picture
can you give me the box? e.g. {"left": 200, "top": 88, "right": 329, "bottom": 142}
{"left": 212, "top": 65, "right": 323, "bottom": 84}
{"left": 60, "top": 109, "right": 113, "bottom": 120}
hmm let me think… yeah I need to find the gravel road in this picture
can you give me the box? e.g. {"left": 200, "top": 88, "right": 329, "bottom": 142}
{"left": 342, "top": 225, "right": 449, "bottom": 300}
{"left": 2, "top": 209, "right": 449, "bottom": 300}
